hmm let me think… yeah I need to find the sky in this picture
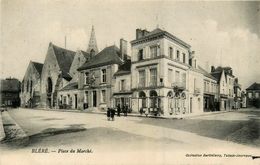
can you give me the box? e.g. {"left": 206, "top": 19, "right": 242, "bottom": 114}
{"left": 1, "top": 0, "right": 260, "bottom": 89}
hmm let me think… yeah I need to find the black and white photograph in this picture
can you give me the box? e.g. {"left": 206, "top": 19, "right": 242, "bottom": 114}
{"left": 0, "top": 0, "right": 260, "bottom": 164}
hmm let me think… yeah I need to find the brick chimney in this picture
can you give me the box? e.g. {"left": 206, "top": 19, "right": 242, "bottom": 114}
{"left": 136, "top": 29, "right": 143, "bottom": 39}
{"left": 211, "top": 66, "right": 215, "bottom": 72}
{"left": 120, "top": 38, "right": 127, "bottom": 60}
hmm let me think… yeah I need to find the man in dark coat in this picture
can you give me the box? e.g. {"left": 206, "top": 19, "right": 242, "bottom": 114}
{"left": 107, "top": 108, "right": 111, "bottom": 121}
{"left": 117, "top": 104, "right": 121, "bottom": 117}
{"left": 111, "top": 108, "right": 115, "bottom": 121}
{"left": 124, "top": 104, "right": 128, "bottom": 116}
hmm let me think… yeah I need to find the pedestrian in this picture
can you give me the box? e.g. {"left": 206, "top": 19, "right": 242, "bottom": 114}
{"left": 124, "top": 104, "right": 128, "bottom": 116}
{"left": 122, "top": 104, "right": 125, "bottom": 116}
{"left": 107, "top": 108, "right": 111, "bottom": 121}
{"left": 111, "top": 108, "right": 115, "bottom": 121}
{"left": 117, "top": 104, "right": 121, "bottom": 117}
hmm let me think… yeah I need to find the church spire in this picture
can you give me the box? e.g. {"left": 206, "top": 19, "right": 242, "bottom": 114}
{"left": 86, "top": 25, "right": 99, "bottom": 56}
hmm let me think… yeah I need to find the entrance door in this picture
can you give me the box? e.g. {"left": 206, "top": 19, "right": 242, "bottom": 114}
{"left": 93, "top": 91, "right": 97, "bottom": 107}
{"left": 74, "top": 94, "right": 78, "bottom": 109}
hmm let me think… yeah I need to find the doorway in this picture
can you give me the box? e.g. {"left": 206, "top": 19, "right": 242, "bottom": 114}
{"left": 93, "top": 91, "right": 97, "bottom": 107}
{"left": 74, "top": 94, "right": 78, "bottom": 109}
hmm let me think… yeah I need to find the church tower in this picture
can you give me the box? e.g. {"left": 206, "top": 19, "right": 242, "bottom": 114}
{"left": 86, "top": 25, "right": 99, "bottom": 57}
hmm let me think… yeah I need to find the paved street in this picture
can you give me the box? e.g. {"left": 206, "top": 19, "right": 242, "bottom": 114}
{"left": 1, "top": 108, "right": 260, "bottom": 164}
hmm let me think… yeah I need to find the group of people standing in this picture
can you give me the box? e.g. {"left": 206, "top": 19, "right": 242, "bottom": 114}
{"left": 107, "top": 104, "right": 129, "bottom": 121}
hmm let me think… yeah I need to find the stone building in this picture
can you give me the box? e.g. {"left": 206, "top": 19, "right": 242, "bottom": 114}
{"left": 233, "top": 78, "right": 242, "bottom": 109}
{"left": 211, "top": 66, "right": 235, "bottom": 110}
{"left": 198, "top": 66, "right": 219, "bottom": 112}
{"left": 20, "top": 61, "right": 43, "bottom": 108}
{"left": 112, "top": 59, "right": 132, "bottom": 109}
{"left": 130, "top": 28, "right": 204, "bottom": 116}
{"left": 57, "top": 26, "right": 99, "bottom": 110}
{"left": 0, "top": 78, "right": 21, "bottom": 107}
{"left": 246, "top": 82, "right": 260, "bottom": 108}
{"left": 40, "top": 42, "right": 75, "bottom": 108}
{"left": 77, "top": 40, "right": 128, "bottom": 110}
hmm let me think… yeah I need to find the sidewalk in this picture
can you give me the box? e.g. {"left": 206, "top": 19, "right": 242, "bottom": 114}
{"left": 0, "top": 112, "right": 6, "bottom": 141}
{"left": 1, "top": 111, "right": 29, "bottom": 146}
{"left": 21, "top": 107, "right": 235, "bottom": 119}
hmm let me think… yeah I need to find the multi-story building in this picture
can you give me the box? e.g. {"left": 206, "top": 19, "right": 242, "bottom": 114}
{"left": 77, "top": 39, "right": 128, "bottom": 111}
{"left": 130, "top": 28, "right": 204, "bottom": 116}
{"left": 20, "top": 25, "right": 244, "bottom": 115}
{"left": 112, "top": 58, "right": 132, "bottom": 109}
{"left": 211, "top": 66, "right": 235, "bottom": 110}
{"left": 20, "top": 61, "right": 43, "bottom": 108}
{"left": 0, "top": 78, "right": 21, "bottom": 107}
{"left": 246, "top": 82, "right": 260, "bottom": 108}
{"left": 198, "top": 66, "right": 219, "bottom": 112}
{"left": 233, "top": 78, "right": 242, "bottom": 109}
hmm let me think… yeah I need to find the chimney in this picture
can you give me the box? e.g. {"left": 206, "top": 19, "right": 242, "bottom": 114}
{"left": 142, "top": 29, "right": 149, "bottom": 36}
{"left": 230, "top": 69, "right": 233, "bottom": 75}
{"left": 136, "top": 29, "right": 143, "bottom": 39}
{"left": 120, "top": 38, "right": 127, "bottom": 60}
{"left": 211, "top": 66, "right": 215, "bottom": 72}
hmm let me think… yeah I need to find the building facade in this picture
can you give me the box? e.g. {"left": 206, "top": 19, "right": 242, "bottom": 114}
{"left": 211, "top": 66, "right": 235, "bottom": 111}
{"left": 1, "top": 78, "right": 21, "bottom": 107}
{"left": 20, "top": 26, "right": 243, "bottom": 115}
{"left": 198, "top": 66, "right": 219, "bottom": 112}
{"left": 246, "top": 82, "right": 260, "bottom": 108}
{"left": 40, "top": 43, "right": 75, "bottom": 108}
{"left": 77, "top": 42, "right": 127, "bottom": 111}
{"left": 129, "top": 28, "right": 205, "bottom": 116}
{"left": 20, "top": 61, "right": 43, "bottom": 108}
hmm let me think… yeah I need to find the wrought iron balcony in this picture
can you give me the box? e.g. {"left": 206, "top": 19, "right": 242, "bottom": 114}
{"left": 171, "top": 82, "right": 186, "bottom": 91}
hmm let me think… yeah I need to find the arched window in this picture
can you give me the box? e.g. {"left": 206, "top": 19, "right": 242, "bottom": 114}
{"left": 150, "top": 90, "right": 158, "bottom": 108}
{"left": 167, "top": 91, "right": 173, "bottom": 98}
{"left": 30, "top": 80, "right": 33, "bottom": 93}
{"left": 139, "top": 91, "right": 146, "bottom": 108}
{"left": 47, "top": 77, "right": 53, "bottom": 93}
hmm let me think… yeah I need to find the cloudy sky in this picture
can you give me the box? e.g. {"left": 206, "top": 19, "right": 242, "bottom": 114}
{"left": 1, "top": 0, "right": 260, "bottom": 89}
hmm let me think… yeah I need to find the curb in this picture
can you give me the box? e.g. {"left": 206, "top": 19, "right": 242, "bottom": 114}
{"left": 1, "top": 111, "right": 29, "bottom": 146}
{"left": 0, "top": 112, "right": 6, "bottom": 141}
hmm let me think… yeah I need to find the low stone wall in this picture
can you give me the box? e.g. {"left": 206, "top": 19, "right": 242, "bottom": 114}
{"left": 1, "top": 111, "right": 29, "bottom": 146}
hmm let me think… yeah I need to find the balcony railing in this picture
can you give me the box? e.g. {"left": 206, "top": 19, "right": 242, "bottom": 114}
{"left": 171, "top": 82, "right": 186, "bottom": 90}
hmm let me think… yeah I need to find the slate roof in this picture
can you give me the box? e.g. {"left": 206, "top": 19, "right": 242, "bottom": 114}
{"left": 114, "top": 59, "right": 131, "bottom": 76}
{"left": 198, "top": 66, "right": 217, "bottom": 80}
{"left": 131, "top": 28, "right": 191, "bottom": 48}
{"left": 246, "top": 82, "right": 260, "bottom": 90}
{"left": 51, "top": 43, "right": 76, "bottom": 74}
{"left": 210, "top": 66, "right": 235, "bottom": 83}
{"left": 80, "top": 50, "right": 90, "bottom": 60}
{"left": 210, "top": 72, "right": 222, "bottom": 83}
{"left": 0, "top": 78, "right": 20, "bottom": 92}
{"left": 78, "top": 45, "right": 124, "bottom": 71}
{"left": 60, "top": 82, "right": 78, "bottom": 91}
{"left": 31, "top": 61, "right": 43, "bottom": 74}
